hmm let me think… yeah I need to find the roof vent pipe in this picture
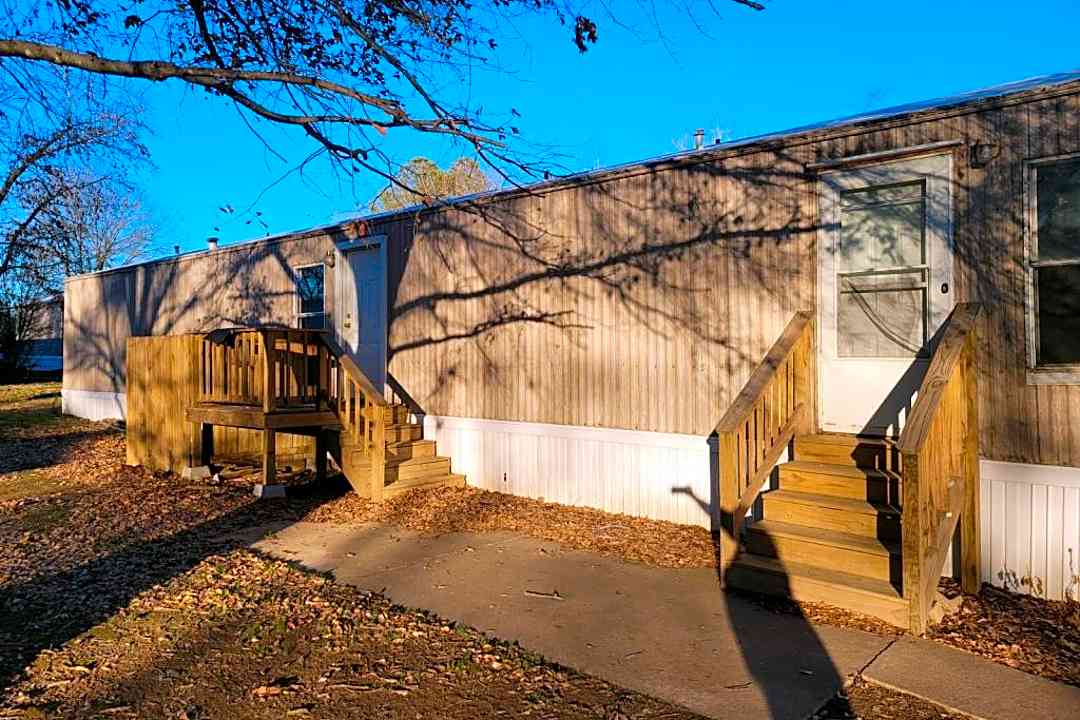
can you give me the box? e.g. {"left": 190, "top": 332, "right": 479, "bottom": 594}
{"left": 174, "top": 245, "right": 180, "bottom": 255}
{"left": 693, "top": 128, "right": 704, "bottom": 150}
{"left": 207, "top": 237, "right": 219, "bottom": 251}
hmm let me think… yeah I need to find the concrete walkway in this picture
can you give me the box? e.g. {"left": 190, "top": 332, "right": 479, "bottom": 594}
{"left": 248, "top": 522, "right": 1080, "bottom": 720}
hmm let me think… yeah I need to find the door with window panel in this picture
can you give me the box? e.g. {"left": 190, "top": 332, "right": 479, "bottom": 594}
{"left": 818, "top": 154, "right": 954, "bottom": 435}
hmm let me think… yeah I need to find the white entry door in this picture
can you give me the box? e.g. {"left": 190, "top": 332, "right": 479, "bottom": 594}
{"left": 335, "top": 239, "right": 387, "bottom": 390}
{"left": 817, "top": 154, "right": 955, "bottom": 436}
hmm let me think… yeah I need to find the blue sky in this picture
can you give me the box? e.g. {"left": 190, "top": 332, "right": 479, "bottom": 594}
{"left": 137, "top": 0, "right": 1080, "bottom": 255}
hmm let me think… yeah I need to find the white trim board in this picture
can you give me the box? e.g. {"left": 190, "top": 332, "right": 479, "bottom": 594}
{"left": 422, "top": 414, "right": 714, "bottom": 528}
{"left": 62, "top": 388, "right": 127, "bottom": 421}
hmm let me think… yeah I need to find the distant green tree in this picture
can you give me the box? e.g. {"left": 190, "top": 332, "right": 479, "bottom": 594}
{"left": 370, "top": 157, "right": 494, "bottom": 213}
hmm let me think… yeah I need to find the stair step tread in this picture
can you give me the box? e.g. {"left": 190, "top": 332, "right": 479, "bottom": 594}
{"left": 387, "top": 438, "right": 435, "bottom": 449}
{"left": 782, "top": 460, "right": 895, "bottom": 479}
{"left": 730, "top": 553, "right": 904, "bottom": 601}
{"left": 798, "top": 432, "right": 893, "bottom": 448}
{"left": 763, "top": 489, "right": 900, "bottom": 517}
{"left": 747, "top": 520, "right": 899, "bottom": 557}
{"left": 351, "top": 454, "right": 449, "bottom": 469}
{"left": 385, "top": 474, "right": 455, "bottom": 493}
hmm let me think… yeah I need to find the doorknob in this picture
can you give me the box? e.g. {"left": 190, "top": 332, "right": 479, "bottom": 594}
{"left": 940, "top": 282, "right": 949, "bottom": 295}
{"left": 343, "top": 312, "right": 352, "bottom": 328}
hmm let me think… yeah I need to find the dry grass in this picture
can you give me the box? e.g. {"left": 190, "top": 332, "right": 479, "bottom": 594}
{"left": 4, "top": 550, "right": 706, "bottom": 719}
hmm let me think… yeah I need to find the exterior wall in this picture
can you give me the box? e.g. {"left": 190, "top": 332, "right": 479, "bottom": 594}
{"left": 63, "top": 225, "right": 364, "bottom": 394}
{"left": 385, "top": 147, "right": 815, "bottom": 438}
{"left": 61, "top": 387, "right": 126, "bottom": 420}
{"left": 384, "top": 83, "right": 1080, "bottom": 467}
{"left": 64, "top": 271, "right": 132, "bottom": 395}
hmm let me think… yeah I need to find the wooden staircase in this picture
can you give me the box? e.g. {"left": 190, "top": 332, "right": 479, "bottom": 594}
{"left": 726, "top": 433, "right": 908, "bottom": 627}
{"left": 715, "top": 306, "right": 983, "bottom": 634}
{"left": 185, "top": 328, "right": 465, "bottom": 501}
{"left": 333, "top": 402, "right": 465, "bottom": 499}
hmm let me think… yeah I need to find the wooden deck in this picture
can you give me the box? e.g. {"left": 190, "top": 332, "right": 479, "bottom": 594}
{"left": 127, "top": 327, "right": 466, "bottom": 500}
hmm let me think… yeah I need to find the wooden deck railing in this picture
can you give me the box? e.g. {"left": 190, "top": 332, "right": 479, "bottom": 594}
{"left": 197, "top": 328, "right": 389, "bottom": 499}
{"left": 198, "top": 328, "right": 328, "bottom": 411}
{"left": 714, "top": 311, "right": 816, "bottom": 581}
{"left": 322, "top": 336, "right": 388, "bottom": 502}
{"left": 897, "top": 303, "right": 982, "bottom": 634}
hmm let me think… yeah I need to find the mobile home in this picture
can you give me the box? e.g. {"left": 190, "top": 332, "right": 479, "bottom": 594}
{"left": 63, "top": 72, "right": 1080, "bottom": 629}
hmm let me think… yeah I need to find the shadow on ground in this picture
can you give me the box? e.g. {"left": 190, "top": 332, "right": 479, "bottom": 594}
{"left": 0, "top": 468, "right": 350, "bottom": 691}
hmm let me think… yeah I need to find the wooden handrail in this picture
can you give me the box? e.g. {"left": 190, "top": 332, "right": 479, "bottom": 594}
{"left": 897, "top": 303, "right": 982, "bottom": 634}
{"left": 714, "top": 311, "right": 816, "bottom": 583}
{"left": 319, "top": 335, "right": 388, "bottom": 501}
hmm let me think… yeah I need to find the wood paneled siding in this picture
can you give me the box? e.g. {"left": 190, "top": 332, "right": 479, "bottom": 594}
{"left": 65, "top": 80, "right": 1080, "bottom": 468}
{"left": 63, "top": 225, "right": 362, "bottom": 393}
{"left": 383, "top": 83, "right": 1080, "bottom": 467}
{"left": 384, "top": 145, "right": 815, "bottom": 438}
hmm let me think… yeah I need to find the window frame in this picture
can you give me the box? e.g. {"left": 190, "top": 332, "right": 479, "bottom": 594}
{"left": 1024, "top": 152, "right": 1080, "bottom": 384}
{"left": 293, "top": 262, "right": 327, "bottom": 330}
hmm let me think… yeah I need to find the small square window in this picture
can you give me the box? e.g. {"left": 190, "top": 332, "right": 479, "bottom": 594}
{"left": 1028, "top": 156, "right": 1080, "bottom": 379}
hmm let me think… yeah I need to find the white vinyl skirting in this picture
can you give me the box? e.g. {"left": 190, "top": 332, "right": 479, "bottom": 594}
{"left": 61, "top": 388, "right": 127, "bottom": 421}
{"left": 423, "top": 414, "right": 715, "bottom": 528}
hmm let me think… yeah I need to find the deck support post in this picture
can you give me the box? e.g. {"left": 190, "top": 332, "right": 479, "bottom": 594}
{"left": 315, "top": 430, "right": 328, "bottom": 483}
{"left": 262, "top": 428, "right": 276, "bottom": 486}
{"left": 199, "top": 422, "right": 214, "bottom": 467}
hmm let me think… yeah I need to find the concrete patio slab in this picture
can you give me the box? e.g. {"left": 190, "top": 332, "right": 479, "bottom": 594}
{"left": 251, "top": 521, "right": 892, "bottom": 720}
{"left": 864, "top": 636, "right": 1080, "bottom": 720}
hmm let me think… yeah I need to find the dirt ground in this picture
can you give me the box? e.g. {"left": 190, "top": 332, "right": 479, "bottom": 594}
{"left": 812, "top": 681, "right": 965, "bottom": 720}
{"left": 1, "top": 381, "right": 1068, "bottom": 720}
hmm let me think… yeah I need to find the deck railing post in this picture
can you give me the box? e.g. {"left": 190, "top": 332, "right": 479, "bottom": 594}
{"left": 960, "top": 335, "right": 981, "bottom": 594}
{"left": 901, "top": 449, "right": 926, "bottom": 635}
{"left": 717, "top": 430, "right": 741, "bottom": 586}
{"left": 370, "top": 404, "right": 386, "bottom": 502}
{"left": 261, "top": 331, "right": 275, "bottom": 413}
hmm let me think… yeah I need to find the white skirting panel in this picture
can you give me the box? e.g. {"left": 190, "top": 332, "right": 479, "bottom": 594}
{"left": 62, "top": 388, "right": 127, "bottom": 421}
{"left": 423, "top": 415, "right": 715, "bottom": 528}
{"left": 980, "top": 460, "right": 1080, "bottom": 601}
